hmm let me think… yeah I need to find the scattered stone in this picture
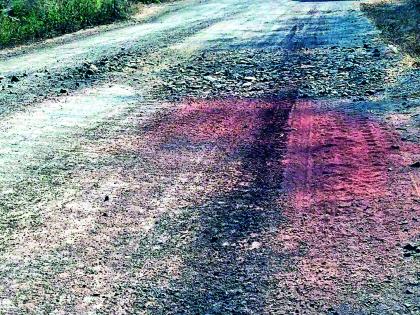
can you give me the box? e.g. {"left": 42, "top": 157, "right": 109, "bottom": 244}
{"left": 10, "top": 75, "right": 19, "bottom": 83}
{"left": 104, "top": 195, "right": 110, "bottom": 202}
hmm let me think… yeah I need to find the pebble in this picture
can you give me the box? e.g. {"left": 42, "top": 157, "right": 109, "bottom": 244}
{"left": 409, "top": 161, "right": 420, "bottom": 168}
{"left": 249, "top": 241, "right": 262, "bottom": 250}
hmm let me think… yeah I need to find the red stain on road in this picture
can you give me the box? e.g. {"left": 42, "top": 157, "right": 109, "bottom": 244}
{"left": 284, "top": 101, "right": 396, "bottom": 210}
{"left": 279, "top": 100, "right": 420, "bottom": 302}
{"left": 149, "top": 98, "right": 283, "bottom": 154}
{"left": 140, "top": 97, "right": 419, "bottom": 305}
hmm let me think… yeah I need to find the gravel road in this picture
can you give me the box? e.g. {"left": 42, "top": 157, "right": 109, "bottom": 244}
{"left": 0, "top": 0, "right": 419, "bottom": 314}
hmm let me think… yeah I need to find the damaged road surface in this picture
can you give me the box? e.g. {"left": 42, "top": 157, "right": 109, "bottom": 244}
{"left": 0, "top": 0, "right": 419, "bottom": 314}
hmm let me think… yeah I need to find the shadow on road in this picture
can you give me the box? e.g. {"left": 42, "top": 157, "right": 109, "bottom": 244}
{"left": 127, "top": 97, "right": 294, "bottom": 314}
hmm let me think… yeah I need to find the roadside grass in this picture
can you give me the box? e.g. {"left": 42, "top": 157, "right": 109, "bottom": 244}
{"left": 361, "top": 0, "right": 420, "bottom": 60}
{"left": 0, "top": 0, "right": 161, "bottom": 47}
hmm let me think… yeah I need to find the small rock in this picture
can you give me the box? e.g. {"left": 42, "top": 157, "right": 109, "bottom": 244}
{"left": 384, "top": 45, "right": 398, "bottom": 56}
{"left": 104, "top": 195, "right": 110, "bottom": 202}
{"left": 210, "top": 236, "right": 218, "bottom": 243}
{"left": 403, "top": 243, "right": 418, "bottom": 251}
{"left": 204, "top": 75, "right": 217, "bottom": 82}
{"left": 409, "top": 161, "right": 420, "bottom": 168}
{"left": 60, "top": 88, "right": 68, "bottom": 94}
{"left": 249, "top": 241, "right": 262, "bottom": 250}
{"left": 10, "top": 75, "right": 19, "bottom": 83}
{"left": 244, "top": 76, "right": 257, "bottom": 81}
{"left": 338, "top": 201, "right": 352, "bottom": 208}
{"left": 86, "top": 64, "right": 98, "bottom": 76}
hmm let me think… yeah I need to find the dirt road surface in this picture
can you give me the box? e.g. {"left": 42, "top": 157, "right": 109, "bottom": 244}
{"left": 0, "top": 0, "right": 419, "bottom": 314}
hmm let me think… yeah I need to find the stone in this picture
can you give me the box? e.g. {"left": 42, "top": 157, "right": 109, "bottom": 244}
{"left": 403, "top": 243, "right": 418, "bottom": 251}
{"left": 244, "top": 76, "right": 257, "bottom": 81}
{"left": 204, "top": 75, "right": 218, "bottom": 82}
{"left": 249, "top": 241, "right": 262, "bottom": 250}
{"left": 86, "top": 64, "right": 99, "bottom": 76}
{"left": 409, "top": 161, "right": 420, "bottom": 168}
{"left": 384, "top": 45, "right": 398, "bottom": 56}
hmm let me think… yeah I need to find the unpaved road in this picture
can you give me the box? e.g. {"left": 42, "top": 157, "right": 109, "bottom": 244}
{"left": 0, "top": 0, "right": 419, "bottom": 314}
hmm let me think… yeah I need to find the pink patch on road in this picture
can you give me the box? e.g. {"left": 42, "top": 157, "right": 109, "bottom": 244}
{"left": 148, "top": 98, "right": 286, "bottom": 155}
{"left": 279, "top": 100, "right": 420, "bottom": 302}
{"left": 284, "top": 100, "right": 401, "bottom": 210}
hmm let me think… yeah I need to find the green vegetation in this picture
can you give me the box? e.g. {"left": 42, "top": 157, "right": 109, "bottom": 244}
{"left": 361, "top": 0, "right": 420, "bottom": 58}
{"left": 0, "top": 0, "right": 158, "bottom": 47}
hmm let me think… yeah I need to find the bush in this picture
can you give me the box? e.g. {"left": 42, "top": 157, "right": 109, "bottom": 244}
{"left": 0, "top": 0, "right": 131, "bottom": 46}
{"left": 361, "top": 0, "right": 420, "bottom": 57}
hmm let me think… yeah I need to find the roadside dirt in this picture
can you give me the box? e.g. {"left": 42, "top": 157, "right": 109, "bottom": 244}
{"left": 361, "top": 0, "right": 420, "bottom": 58}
